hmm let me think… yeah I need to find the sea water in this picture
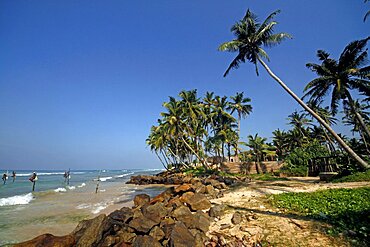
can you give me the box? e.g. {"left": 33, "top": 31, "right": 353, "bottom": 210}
{"left": 0, "top": 169, "right": 165, "bottom": 245}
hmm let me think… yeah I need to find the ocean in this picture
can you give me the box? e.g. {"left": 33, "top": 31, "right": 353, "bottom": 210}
{"left": 0, "top": 169, "right": 165, "bottom": 246}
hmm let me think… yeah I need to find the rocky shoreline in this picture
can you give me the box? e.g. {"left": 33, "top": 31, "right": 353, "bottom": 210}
{"left": 15, "top": 172, "right": 247, "bottom": 247}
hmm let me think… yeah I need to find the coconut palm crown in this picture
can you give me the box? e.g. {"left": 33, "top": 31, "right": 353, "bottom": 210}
{"left": 304, "top": 38, "right": 370, "bottom": 114}
{"left": 219, "top": 9, "right": 292, "bottom": 76}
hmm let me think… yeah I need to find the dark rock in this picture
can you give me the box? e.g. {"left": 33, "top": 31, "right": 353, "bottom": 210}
{"left": 174, "top": 207, "right": 210, "bottom": 232}
{"left": 172, "top": 206, "right": 193, "bottom": 227}
{"left": 150, "top": 187, "right": 175, "bottom": 204}
{"left": 209, "top": 179, "right": 222, "bottom": 189}
{"left": 193, "top": 184, "right": 206, "bottom": 194}
{"left": 134, "top": 194, "right": 150, "bottom": 207}
{"left": 160, "top": 217, "right": 176, "bottom": 239}
{"left": 72, "top": 214, "right": 108, "bottom": 246}
{"left": 117, "top": 231, "right": 136, "bottom": 244}
{"left": 179, "top": 191, "right": 194, "bottom": 204}
{"left": 190, "top": 230, "right": 208, "bottom": 247}
{"left": 220, "top": 223, "right": 231, "bottom": 230}
{"left": 205, "top": 185, "right": 217, "bottom": 197}
{"left": 133, "top": 235, "right": 162, "bottom": 247}
{"left": 109, "top": 207, "right": 134, "bottom": 223}
{"left": 142, "top": 202, "right": 168, "bottom": 223}
{"left": 14, "top": 234, "right": 75, "bottom": 247}
{"left": 149, "top": 226, "right": 165, "bottom": 241}
{"left": 132, "top": 207, "right": 143, "bottom": 218}
{"left": 191, "top": 211, "right": 210, "bottom": 233}
{"left": 101, "top": 235, "right": 119, "bottom": 247}
{"left": 219, "top": 182, "right": 228, "bottom": 189}
{"left": 166, "top": 196, "right": 183, "bottom": 209}
{"left": 209, "top": 204, "right": 227, "bottom": 218}
{"left": 186, "top": 193, "right": 212, "bottom": 211}
{"left": 114, "top": 242, "right": 132, "bottom": 247}
{"left": 170, "top": 222, "right": 196, "bottom": 247}
{"left": 174, "top": 184, "right": 193, "bottom": 193}
{"left": 231, "top": 212, "right": 243, "bottom": 225}
{"left": 129, "top": 216, "right": 157, "bottom": 233}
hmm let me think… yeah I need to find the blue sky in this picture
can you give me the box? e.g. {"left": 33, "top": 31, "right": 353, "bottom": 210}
{"left": 0, "top": 1, "right": 368, "bottom": 170}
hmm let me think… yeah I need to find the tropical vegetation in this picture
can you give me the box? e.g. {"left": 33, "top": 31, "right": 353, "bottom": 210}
{"left": 148, "top": 9, "right": 369, "bottom": 178}
{"left": 218, "top": 9, "right": 369, "bottom": 169}
{"left": 270, "top": 187, "right": 370, "bottom": 245}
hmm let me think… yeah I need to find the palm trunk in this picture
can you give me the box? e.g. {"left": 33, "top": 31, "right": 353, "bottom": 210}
{"left": 238, "top": 113, "right": 241, "bottom": 136}
{"left": 346, "top": 93, "right": 370, "bottom": 141}
{"left": 257, "top": 57, "right": 369, "bottom": 169}
{"left": 321, "top": 125, "right": 336, "bottom": 153}
{"left": 181, "top": 136, "right": 209, "bottom": 169}
{"left": 359, "top": 130, "right": 370, "bottom": 154}
{"left": 155, "top": 151, "right": 169, "bottom": 171}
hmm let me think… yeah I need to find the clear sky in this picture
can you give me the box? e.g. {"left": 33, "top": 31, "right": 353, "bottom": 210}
{"left": 0, "top": 1, "right": 368, "bottom": 170}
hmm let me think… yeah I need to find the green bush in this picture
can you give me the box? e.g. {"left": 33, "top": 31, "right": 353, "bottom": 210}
{"left": 270, "top": 187, "right": 370, "bottom": 245}
{"left": 281, "top": 140, "right": 330, "bottom": 176}
{"left": 332, "top": 169, "right": 370, "bottom": 183}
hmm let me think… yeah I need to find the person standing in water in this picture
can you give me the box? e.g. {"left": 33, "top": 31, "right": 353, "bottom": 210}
{"left": 2, "top": 173, "right": 7, "bottom": 185}
{"left": 29, "top": 172, "right": 38, "bottom": 191}
{"left": 11, "top": 171, "right": 16, "bottom": 183}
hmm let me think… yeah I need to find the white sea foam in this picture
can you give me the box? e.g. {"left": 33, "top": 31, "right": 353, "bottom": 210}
{"left": 141, "top": 168, "right": 164, "bottom": 172}
{"left": 54, "top": 188, "right": 67, "bottom": 192}
{"left": 67, "top": 186, "right": 76, "bottom": 190}
{"left": 92, "top": 205, "right": 107, "bottom": 214}
{"left": 99, "top": 176, "right": 112, "bottom": 182}
{"left": 115, "top": 172, "right": 134, "bottom": 178}
{"left": 76, "top": 203, "right": 90, "bottom": 209}
{"left": 0, "top": 193, "right": 34, "bottom": 206}
{"left": 17, "top": 171, "right": 85, "bottom": 177}
{"left": 99, "top": 189, "right": 106, "bottom": 192}
{"left": 78, "top": 183, "right": 86, "bottom": 188}
{"left": 76, "top": 202, "right": 110, "bottom": 214}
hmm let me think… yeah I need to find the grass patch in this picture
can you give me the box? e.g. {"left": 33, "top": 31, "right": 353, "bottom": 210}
{"left": 332, "top": 169, "right": 370, "bottom": 183}
{"left": 270, "top": 187, "right": 370, "bottom": 245}
{"left": 250, "top": 173, "right": 289, "bottom": 181}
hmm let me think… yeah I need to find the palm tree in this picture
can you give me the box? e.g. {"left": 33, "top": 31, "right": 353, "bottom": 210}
{"left": 304, "top": 38, "right": 370, "bottom": 140}
{"left": 364, "top": 0, "right": 370, "bottom": 22}
{"left": 247, "top": 133, "right": 268, "bottom": 174}
{"left": 342, "top": 99, "right": 370, "bottom": 153}
{"left": 287, "top": 111, "right": 312, "bottom": 138}
{"left": 307, "top": 101, "right": 338, "bottom": 153}
{"left": 272, "top": 129, "right": 289, "bottom": 159}
{"left": 227, "top": 92, "right": 253, "bottom": 135}
{"left": 219, "top": 9, "right": 369, "bottom": 169}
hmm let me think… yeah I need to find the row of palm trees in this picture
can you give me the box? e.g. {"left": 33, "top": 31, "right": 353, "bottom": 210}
{"left": 146, "top": 90, "right": 252, "bottom": 170}
{"left": 147, "top": 9, "right": 369, "bottom": 171}
{"left": 219, "top": 9, "right": 370, "bottom": 169}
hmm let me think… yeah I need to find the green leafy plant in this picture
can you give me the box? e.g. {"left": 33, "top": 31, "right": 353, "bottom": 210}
{"left": 280, "top": 140, "right": 330, "bottom": 176}
{"left": 332, "top": 169, "right": 370, "bottom": 183}
{"left": 270, "top": 187, "right": 370, "bottom": 245}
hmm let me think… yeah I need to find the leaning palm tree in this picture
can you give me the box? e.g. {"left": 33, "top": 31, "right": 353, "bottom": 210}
{"left": 227, "top": 92, "right": 253, "bottom": 135}
{"left": 219, "top": 9, "right": 369, "bottom": 169}
{"left": 304, "top": 38, "right": 370, "bottom": 140}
